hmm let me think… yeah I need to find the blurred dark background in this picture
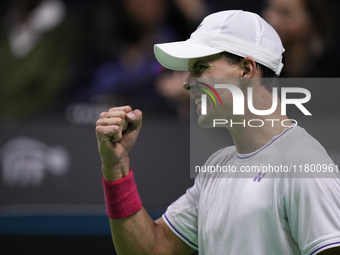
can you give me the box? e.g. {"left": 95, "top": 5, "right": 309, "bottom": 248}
{"left": 0, "top": 0, "right": 339, "bottom": 254}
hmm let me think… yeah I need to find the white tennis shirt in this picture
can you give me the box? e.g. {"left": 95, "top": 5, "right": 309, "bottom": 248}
{"left": 163, "top": 126, "right": 340, "bottom": 255}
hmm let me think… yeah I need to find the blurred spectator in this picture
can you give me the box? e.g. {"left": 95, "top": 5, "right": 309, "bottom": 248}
{"left": 207, "top": 0, "right": 263, "bottom": 14}
{"left": 75, "top": 0, "right": 207, "bottom": 117}
{"left": 172, "top": 0, "right": 208, "bottom": 37}
{"left": 0, "top": 0, "right": 83, "bottom": 121}
{"left": 155, "top": 70, "right": 191, "bottom": 120}
{"left": 154, "top": 0, "right": 207, "bottom": 120}
{"left": 262, "top": 0, "right": 340, "bottom": 77}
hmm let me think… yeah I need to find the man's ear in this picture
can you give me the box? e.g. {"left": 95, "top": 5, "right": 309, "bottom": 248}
{"left": 240, "top": 57, "right": 257, "bottom": 84}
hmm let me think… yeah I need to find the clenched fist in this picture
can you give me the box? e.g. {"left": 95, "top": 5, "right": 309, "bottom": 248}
{"left": 95, "top": 106, "right": 142, "bottom": 181}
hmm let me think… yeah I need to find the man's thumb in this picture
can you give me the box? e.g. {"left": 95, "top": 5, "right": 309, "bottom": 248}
{"left": 126, "top": 109, "right": 142, "bottom": 129}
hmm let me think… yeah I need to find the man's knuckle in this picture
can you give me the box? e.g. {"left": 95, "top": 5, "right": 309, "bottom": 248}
{"left": 96, "top": 119, "right": 102, "bottom": 126}
{"left": 99, "top": 112, "right": 107, "bottom": 119}
{"left": 121, "top": 111, "right": 127, "bottom": 117}
{"left": 113, "top": 125, "right": 120, "bottom": 132}
{"left": 116, "top": 118, "right": 123, "bottom": 125}
{"left": 95, "top": 125, "right": 102, "bottom": 133}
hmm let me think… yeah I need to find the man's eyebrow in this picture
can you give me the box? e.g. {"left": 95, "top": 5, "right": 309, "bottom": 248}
{"left": 188, "top": 59, "right": 205, "bottom": 71}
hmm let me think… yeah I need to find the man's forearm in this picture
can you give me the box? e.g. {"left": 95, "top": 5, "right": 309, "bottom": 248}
{"left": 96, "top": 107, "right": 193, "bottom": 255}
{"left": 109, "top": 207, "right": 162, "bottom": 255}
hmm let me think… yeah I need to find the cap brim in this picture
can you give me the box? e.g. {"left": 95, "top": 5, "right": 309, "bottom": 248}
{"left": 154, "top": 40, "right": 224, "bottom": 71}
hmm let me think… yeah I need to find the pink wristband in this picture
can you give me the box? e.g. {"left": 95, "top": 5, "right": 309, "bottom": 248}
{"left": 102, "top": 168, "right": 142, "bottom": 219}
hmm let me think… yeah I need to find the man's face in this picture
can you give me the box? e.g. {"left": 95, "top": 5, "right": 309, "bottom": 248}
{"left": 185, "top": 54, "right": 244, "bottom": 128}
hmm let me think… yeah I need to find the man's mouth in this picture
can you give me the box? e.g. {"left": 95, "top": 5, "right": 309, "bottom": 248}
{"left": 195, "top": 97, "right": 202, "bottom": 108}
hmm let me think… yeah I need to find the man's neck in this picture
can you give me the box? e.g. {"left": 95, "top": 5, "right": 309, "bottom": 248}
{"left": 228, "top": 83, "right": 290, "bottom": 154}
{"left": 228, "top": 118, "right": 290, "bottom": 154}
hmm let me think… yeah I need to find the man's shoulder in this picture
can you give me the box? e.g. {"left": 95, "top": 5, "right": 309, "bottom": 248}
{"left": 278, "top": 125, "right": 333, "bottom": 164}
{"left": 205, "top": 145, "right": 236, "bottom": 165}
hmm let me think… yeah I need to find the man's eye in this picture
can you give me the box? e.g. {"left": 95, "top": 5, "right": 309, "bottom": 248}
{"left": 198, "top": 65, "right": 207, "bottom": 71}
{"left": 189, "top": 64, "right": 208, "bottom": 74}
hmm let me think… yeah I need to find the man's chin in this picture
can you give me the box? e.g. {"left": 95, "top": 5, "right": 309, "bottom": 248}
{"left": 197, "top": 115, "right": 214, "bottom": 128}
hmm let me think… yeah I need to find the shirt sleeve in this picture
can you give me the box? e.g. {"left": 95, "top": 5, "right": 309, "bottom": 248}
{"left": 286, "top": 177, "right": 340, "bottom": 255}
{"left": 162, "top": 177, "right": 200, "bottom": 250}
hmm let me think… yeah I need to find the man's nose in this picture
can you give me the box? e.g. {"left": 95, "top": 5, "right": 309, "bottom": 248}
{"left": 183, "top": 75, "right": 190, "bottom": 91}
{"left": 183, "top": 74, "right": 198, "bottom": 91}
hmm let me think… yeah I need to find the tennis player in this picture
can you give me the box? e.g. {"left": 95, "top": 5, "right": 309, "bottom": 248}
{"left": 96, "top": 10, "right": 340, "bottom": 255}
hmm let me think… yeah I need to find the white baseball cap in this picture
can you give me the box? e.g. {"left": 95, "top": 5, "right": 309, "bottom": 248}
{"left": 154, "top": 10, "right": 285, "bottom": 76}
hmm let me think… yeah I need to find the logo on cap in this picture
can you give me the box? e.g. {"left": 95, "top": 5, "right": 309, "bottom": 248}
{"left": 196, "top": 22, "right": 203, "bottom": 31}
